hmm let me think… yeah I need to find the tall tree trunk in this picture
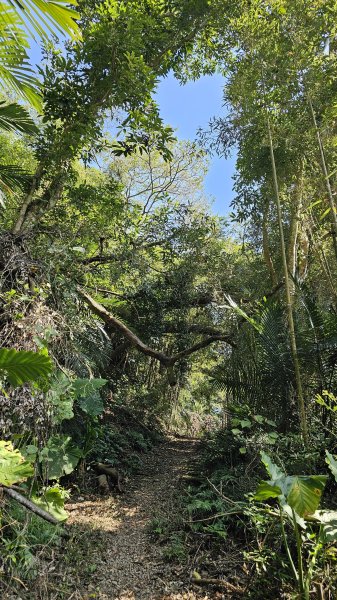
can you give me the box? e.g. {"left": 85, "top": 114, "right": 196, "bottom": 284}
{"left": 308, "top": 216, "right": 337, "bottom": 303}
{"left": 308, "top": 96, "right": 337, "bottom": 263}
{"left": 287, "top": 175, "right": 303, "bottom": 283}
{"left": 265, "top": 108, "right": 308, "bottom": 444}
{"left": 12, "top": 163, "right": 44, "bottom": 234}
{"left": 262, "top": 198, "right": 278, "bottom": 286}
{"left": 13, "top": 162, "right": 69, "bottom": 234}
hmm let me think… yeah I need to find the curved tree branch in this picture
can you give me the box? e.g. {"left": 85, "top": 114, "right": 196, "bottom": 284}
{"left": 78, "top": 288, "right": 235, "bottom": 369}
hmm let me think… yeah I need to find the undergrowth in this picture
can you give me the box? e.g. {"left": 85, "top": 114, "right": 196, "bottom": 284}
{"left": 179, "top": 419, "right": 337, "bottom": 598}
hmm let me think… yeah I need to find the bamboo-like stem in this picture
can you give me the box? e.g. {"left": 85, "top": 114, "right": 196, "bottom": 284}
{"left": 279, "top": 505, "right": 298, "bottom": 582}
{"left": 265, "top": 100, "right": 308, "bottom": 444}
{"left": 308, "top": 96, "right": 337, "bottom": 264}
{"left": 262, "top": 198, "right": 278, "bottom": 286}
{"left": 293, "top": 509, "right": 307, "bottom": 599}
{"left": 287, "top": 170, "right": 304, "bottom": 290}
{"left": 308, "top": 215, "right": 337, "bottom": 303}
{"left": 305, "top": 526, "right": 323, "bottom": 598}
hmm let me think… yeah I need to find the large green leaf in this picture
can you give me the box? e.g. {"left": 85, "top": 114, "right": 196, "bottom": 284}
{"left": 261, "top": 452, "right": 285, "bottom": 481}
{"left": 39, "top": 435, "right": 82, "bottom": 480}
{"left": 72, "top": 377, "right": 107, "bottom": 417}
{"left": 5, "top": 0, "right": 81, "bottom": 41}
{"left": 0, "top": 348, "right": 53, "bottom": 386}
{"left": 0, "top": 1, "right": 80, "bottom": 110}
{"left": 287, "top": 476, "right": 327, "bottom": 518}
{"left": 0, "top": 3, "right": 42, "bottom": 108}
{"left": 78, "top": 392, "right": 104, "bottom": 417}
{"left": 0, "top": 165, "right": 32, "bottom": 197}
{"left": 254, "top": 481, "right": 282, "bottom": 501}
{"left": 32, "top": 486, "right": 69, "bottom": 521}
{"left": 224, "top": 294, "right": 262, "bottom": 332}
{"left": 72, "top": 377, "right": 108, "bottom": 398}
{"left": 0, "top": 440, "right": 34, "bottom": 485}
{"left": 326, "top": 451, "right": 337, "bottom": 482}
{"left": 47, "top": 373, "right": 74, "bottom": 424}
{"left": 257, "top": 454, "right": 326, "bottom": 518}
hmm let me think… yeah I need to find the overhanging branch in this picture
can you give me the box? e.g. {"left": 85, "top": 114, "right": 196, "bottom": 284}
{"left": 78, "top": 288, "right": 235, "bottom": 370}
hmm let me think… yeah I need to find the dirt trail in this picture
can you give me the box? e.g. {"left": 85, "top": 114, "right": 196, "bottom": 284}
{"left": 66, "top": 437, "right": 212, "bottom": 600}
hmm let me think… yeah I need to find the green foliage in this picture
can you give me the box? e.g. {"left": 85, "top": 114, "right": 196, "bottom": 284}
{"left": 0, "top": 0, "right": 80, "bottom": 108}
{"left": 0, "top": 101, "right": 38, "bottom": 135}
{"left": 47, "top": 372, "right": 75, "bottom": 424}
{"left": 39, "top": 435, "right": 82, "bottom": 480}
{"left": 256, "top": 452, "right": 327, "bottom": 518}
{"left": 326, "top": 451, "right": 337, "bottom": 481}
{"left": 0, "top": 440, "right": 34, "bottom": 485}
{"left": 3, "top": 0, "right": 337, "bottom": 594}
{"left": 0, "top": 500, "right": 62, "bottom": 580}
{"left": 253, "top": 452, "right": 337, "bottom": 598}
{"left": 162, "top": 534, "right": 186, "bottom": 562}
{"left": 31, "top": 485, "right": 69, "bottom": 522}
{"left": 0, "top": 348, "right": 53, "bottom": 386}
{"left": 89, "top": 421, "right": 156, "bottom": 474}
{"left": 72, "top": 377, "right": 107, "bottom": 417}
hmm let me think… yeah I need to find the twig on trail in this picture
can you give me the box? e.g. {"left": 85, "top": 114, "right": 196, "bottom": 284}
{"left": 192, "top": 575, "right": 244, "bottom": 594}
{"left": 189, "top": 509, "right": 244, "bottom": 523}
{"left": 205, "top": 478, "right": 248, "bottom": 528}
{"left": 206, "top": 478, "right": 240, "bottom": 506}
{"left": 10, "top": 576, "right": 28, "bottom": 590}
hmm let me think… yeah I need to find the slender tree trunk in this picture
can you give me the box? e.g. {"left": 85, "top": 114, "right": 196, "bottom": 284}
{"left": 308, "top": 216, "right": 337, "bottom": 303}
{"left": 287, "top": 176, "right": 303, "bottom": 283}
{"left": 265, "top": 108, "right": 308, "bottom": 444}
{"left": 12, "top": 163, "right": 44, "bottom": 234}
{"left": 308, "top": 96, "right": 337, "bottom": 263}
{"left": 262, "top": 198, "right": 278, "bottom": 286}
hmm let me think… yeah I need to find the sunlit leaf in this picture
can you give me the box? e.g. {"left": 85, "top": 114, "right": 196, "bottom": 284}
{"left": 254, "top": 481, "right": 282, "bottom": 501}
{"left": 287, "top": 476, "right": 326, "bottom": 517}
{"left": 0, "top": 440, "right": 34, "bottom": 485}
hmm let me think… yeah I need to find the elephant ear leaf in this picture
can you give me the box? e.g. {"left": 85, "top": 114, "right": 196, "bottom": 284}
{"left": 0, "top": 348, "right": 53, "bottom": 386}
{"left": 261, "top": 452, "right": 285, "bottom": 481}
{"left": 254, "top": 481, "right": 282, "bottom": 501}
{"left": 0, "top": 440, "right": 34, "bottom": 486}
{"left": 287, "top": 475, "right": 327, "bottom": 517}
{"left": 326, "top": 451, "right": 337, "bottom": 482}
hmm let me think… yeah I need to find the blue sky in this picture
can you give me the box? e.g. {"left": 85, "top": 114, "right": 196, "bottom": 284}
{"left": 28, "top": 44, "right": 236, "bottom": 216}
{"left": 156, "top": 73, "right": 236, "bottom": 216}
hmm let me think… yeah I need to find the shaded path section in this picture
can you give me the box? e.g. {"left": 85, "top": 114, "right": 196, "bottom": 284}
{"left": 67, "top": 437, "right": 212, "bottom": 600}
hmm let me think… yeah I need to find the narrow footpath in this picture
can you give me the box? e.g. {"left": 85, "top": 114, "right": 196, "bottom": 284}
{"left": 65, "top": 437, "right": 215, "bottom": 600}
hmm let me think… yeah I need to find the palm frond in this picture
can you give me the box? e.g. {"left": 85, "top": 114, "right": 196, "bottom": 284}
{"left": 0, "top": 4, "right": 41, "bottom": 107}
{"left": 0, "top": 0, "right": 80, "bottom": 109}
{"left": 0, "top": 164, "right": 32, "bottom": 198}
{"left": 0, "top": 100, "right": 37, "bottom": 134}
{"left": 4, "top": 0, "right": 80, "bottom": 41}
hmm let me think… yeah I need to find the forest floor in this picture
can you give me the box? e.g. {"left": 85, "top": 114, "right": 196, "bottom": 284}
{"left": 62, "top": 436, "right": 215, "bottom": 600}
{"left": 3, "top": 436, "right": 246, "bottom": 600}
